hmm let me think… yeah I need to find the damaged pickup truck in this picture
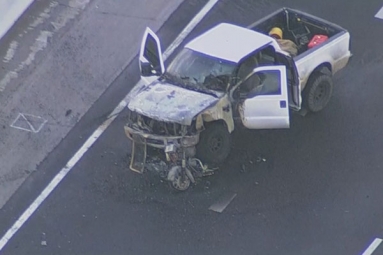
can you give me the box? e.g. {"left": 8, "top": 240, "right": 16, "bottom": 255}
{"left": 124, "top": 7, "right": 351, "bottom": 191}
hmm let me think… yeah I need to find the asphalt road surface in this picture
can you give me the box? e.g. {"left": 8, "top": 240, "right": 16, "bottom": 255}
{"left": 2, "top": 0, "right": 383, "bottom": 254}
{"left": 0, "top": 0, "right": 182, "bottom": 208}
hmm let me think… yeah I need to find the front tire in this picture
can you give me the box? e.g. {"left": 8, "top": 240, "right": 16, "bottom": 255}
{"left": 303, "top": 73, "right": 333, "bottom": 113}
{"left": 196, "top": 122, "right": 231, "bottom": 165}
{"left": 168, "top": 172, "right": 191, "bottom": 192}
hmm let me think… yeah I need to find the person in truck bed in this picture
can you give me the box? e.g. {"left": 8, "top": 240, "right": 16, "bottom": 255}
{"left": 268, "top": 27, "right": 298, "bottom": 57}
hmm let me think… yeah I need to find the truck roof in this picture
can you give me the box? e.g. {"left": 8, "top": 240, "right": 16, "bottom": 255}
{"left": 185, "top": 23, "right": 273, "bottom": 63}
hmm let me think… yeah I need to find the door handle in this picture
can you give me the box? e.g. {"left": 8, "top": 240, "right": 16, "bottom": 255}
{"left": 280, "top": 100, "right": 287, "bottom": 108}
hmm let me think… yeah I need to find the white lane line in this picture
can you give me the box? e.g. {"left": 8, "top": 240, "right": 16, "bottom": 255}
{"left": 362, "top": 238, "right": 383, "bottom": 255}
{"left": 0, "top": 0, "right": 220, "bottom": 251}
{"left": 163, "top": 0, "right": 219, "bottom": 60}
{"left": 3, "top": 41, "right": 19, "bottom": 63}
{"left": 209, "top": 193, "right": 237, "bottom": 213}
{"left": 375, "top": 6, "right": 383, "bottom": 19}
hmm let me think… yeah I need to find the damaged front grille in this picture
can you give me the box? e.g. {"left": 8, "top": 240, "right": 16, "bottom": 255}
{"left": 127, "top": 109, "right": 196, "bottom": 136}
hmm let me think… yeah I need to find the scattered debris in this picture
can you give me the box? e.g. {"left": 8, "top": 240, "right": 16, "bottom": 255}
{"left": 41, "top": 232, "right": 47, "bottom": 246}
{"left": 209, "top": 193, "right": 237, "bottom": 213}
{"left": 256, "top": 156, "right": 266, "bottom": 163}
{"left": 240, "top": 163, "right": 246, "bottom": 173}
{"left": 65, "top": 109, "right": 72, "bottom": 117}
{"left": 238, "top": 154, "right": 267, "bottom": 173}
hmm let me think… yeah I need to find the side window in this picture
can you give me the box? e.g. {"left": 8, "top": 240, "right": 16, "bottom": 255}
{"left": 245, "top": 69, "right": 282, "bottom": 98}
{"left": 258, "top": 46, "right": 276, "bottom": 66}
{"left": 237, "top": 55, "right": 259, "bottom": 82}
{"left": 143, "top": 34, "right": 161, "bottom": 72}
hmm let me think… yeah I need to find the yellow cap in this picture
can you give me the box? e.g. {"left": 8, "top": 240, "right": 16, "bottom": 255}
{"left": 269, "top": 27, "right": 283, "bottom": 39}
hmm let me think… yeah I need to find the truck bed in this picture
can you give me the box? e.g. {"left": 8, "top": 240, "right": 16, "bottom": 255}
{"left": 249, "top": 7, "right": 348, "bottom": 58}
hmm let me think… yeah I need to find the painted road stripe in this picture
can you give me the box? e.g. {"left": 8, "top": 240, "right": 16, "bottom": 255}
{"left": 0, "top": 0, "right": 220, "bottom": 251}
{"left": 362, "top": 238, "right": 383, "bottom": 255}
{"left": 0, "top": 0, "right": 35, "bottom": 40}
{"left": 375, "top": 6, "right": 383, "bottom": 19}
{"left": 209, "top": 193, "right": 237, "bottom": 213}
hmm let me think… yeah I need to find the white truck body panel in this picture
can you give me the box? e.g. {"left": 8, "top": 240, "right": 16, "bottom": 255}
{"left": 240, "top": 65, "right": 290, "bottom": 129}
{"left": 294, "top": 32, "right": 351, "bottom": 89}
{"left": 185, "top": 23, "right": 275, "bottom": 63}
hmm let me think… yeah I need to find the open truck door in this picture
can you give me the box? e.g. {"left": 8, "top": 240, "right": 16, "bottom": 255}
{"left": 275, "top": 52, "right": 301, "bottom": 110}
{"left": 139, "top": 27, "right": 165, "bottom": 77}
{"left": 237, "top": 65, "right": 290, "bottom": 129}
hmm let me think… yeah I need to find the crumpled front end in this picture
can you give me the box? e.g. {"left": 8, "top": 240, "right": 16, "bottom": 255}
{"left": 124, "top": 108, "right": 200, "bottom": 175}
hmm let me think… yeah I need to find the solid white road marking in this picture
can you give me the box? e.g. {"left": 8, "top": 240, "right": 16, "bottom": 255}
{"left": 0, "top": 0, "right": 89, "bottom": 92}
{"left": 0, "top": 0, "right": 220, "bottom": 251}
{"left": 375, "top": 6, "right": 383, "bottom": 19}
{"left": 163, "top": 0, "right": 219, "bottom": 60}
{"left": 209, "top": 193, "right": 237, "bottom": 213}
{"left": 362, "top": 238, "right": 383, "bottom": 255}
{"left": 3, "top": 41, "right": 19, "bottom": 63}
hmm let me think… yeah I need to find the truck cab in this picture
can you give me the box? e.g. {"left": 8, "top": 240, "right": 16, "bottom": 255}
{"left": 136, "top": 23, "right": 300, "bottom": 130}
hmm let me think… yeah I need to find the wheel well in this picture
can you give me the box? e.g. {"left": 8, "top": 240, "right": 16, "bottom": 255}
{"left": 304, "top": 62, "right": 332, "bottom": 90}
{"left": 312, "top": 62, "right": 332, "bottom": 76}
{"left": 203, "top": 119, "right": 229, "bottom": 132}
{"left": 302, "top": 62, "right": 332, "bottom": 92}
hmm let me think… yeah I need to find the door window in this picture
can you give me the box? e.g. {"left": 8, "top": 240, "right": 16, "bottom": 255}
{"left": 238, "top": 69, "right": 282, "bottom": 99}
{"left": 139, "top": 27, "right": 165, "bottom": 76}
{"left": 143, "top": 33, "right": 162, "bottom": 73}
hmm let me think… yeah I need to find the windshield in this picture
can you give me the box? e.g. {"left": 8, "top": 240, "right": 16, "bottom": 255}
{"left": 164, "top": 48, "right": 237, "bottom": 92}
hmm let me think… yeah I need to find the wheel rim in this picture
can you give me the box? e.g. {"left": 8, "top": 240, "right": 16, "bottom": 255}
{"left": 171, "top": 174, "right": 190, "bottom": 191}
{"left": 209, "top": 135, "right": 223, "bottom": 153}
{"left": 313, "top": 81, "right": 329, "bottom": 109}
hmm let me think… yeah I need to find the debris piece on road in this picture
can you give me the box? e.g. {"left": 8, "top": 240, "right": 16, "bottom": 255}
{"left": 256, "top": 156, "right": 266, "bottom": 163}
{"left": 209, "top": 193, "right": 237, "bottom": 213}
{"left": 240, "top": 163, "right": 246, "bottom": 173}
{"left": 65, "top": 109, "right": 72, "bottom": 116}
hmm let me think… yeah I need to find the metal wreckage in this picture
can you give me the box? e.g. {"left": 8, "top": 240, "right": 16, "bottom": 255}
{"left": 124, "top": 7, "right": 351, "bottom": 191}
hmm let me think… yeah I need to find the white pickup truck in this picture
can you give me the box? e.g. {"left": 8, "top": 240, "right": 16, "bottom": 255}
{"left": 124, "top": 7, "right": 351, "bottom": 191}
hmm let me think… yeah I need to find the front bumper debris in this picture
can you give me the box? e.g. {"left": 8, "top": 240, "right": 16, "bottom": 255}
{"left": 124, "top": 125, "right": 199, "bottom": 149}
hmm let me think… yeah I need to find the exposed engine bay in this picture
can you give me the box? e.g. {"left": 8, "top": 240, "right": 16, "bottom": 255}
{"left": 124, "top": 108, "right": 216, "bottom": 191}
{"left": 127, "top": 109, "right": 198, "bottom": 138}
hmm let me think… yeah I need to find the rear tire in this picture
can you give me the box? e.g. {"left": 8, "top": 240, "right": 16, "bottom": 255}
{"left": 196, "top": 122, "right": 231, "bottom": 165}
{"left": 303, "top": 73, "right": 333, "bottom": 113}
